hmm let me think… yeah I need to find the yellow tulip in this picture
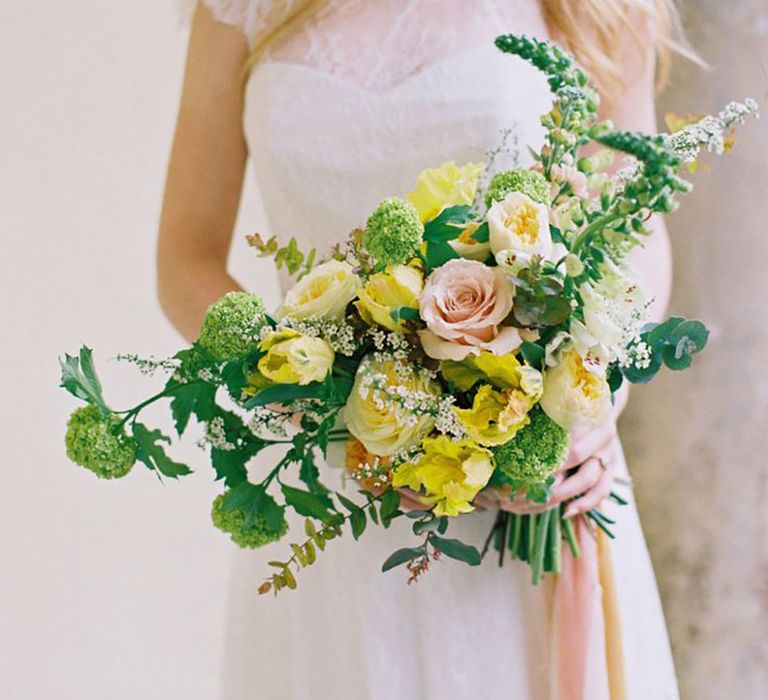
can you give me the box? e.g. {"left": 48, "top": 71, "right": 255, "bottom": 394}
{"left": 406, "top": 161, "right": 485, "bottom": 223}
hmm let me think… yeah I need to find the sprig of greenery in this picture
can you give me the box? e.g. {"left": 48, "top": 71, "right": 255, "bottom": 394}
{"left": 247, "top": 233, "right": 317, "bottom": 279}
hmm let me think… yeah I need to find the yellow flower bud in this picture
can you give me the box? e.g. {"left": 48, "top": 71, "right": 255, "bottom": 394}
{"left": 354, "top": 264, "right": 424, "bottom": 332}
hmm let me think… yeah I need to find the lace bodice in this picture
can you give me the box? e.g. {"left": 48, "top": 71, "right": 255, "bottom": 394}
{"left": 180, "top": 0, "right": 555, "bottom": 274}
{"left": 191, "top": 0, "right": 548, "bottom": 91}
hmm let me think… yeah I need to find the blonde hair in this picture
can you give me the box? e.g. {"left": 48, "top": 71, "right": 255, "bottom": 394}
{"left": 242, "top": 0, "right": 695, "bottom": 102}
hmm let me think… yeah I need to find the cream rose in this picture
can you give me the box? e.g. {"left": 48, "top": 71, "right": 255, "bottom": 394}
{"left": 488, "top": 192, "right": 553, "bottom": 270}
{"left": 418, "top": 258, "right": 522, "bottom": 361}
{"left": 344, "top": 356, "right": 438, "bottom": 456}
{"left": 278, "top": 260, "right": 361, "bottom": 321}
{"left": 540, "top": 349, "right": 612, "bottom": 430}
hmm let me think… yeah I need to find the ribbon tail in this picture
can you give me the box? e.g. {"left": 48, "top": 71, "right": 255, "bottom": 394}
{"left": 550, "top": 517, "right": 626, "bottom": 700}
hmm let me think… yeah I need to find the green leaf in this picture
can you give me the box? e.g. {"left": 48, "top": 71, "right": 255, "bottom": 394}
{"left": 169, "top": 382, "right": 217, "bottom": 436}
{"left": 412, "top": 518, "right": 442, "bottom": 535}
{"left": 381, "top": 546, "right": 424, "bottom": 572}
{"left": 470, "top": 221, "right": 489, "bottom": 243}
{"left": 389, "top": 306, "right": 421, "bottom": 324}
{"left": 425, "top": 240, "right": 460, "bottom": 270}
{"left": 281, "top": 484, "right": 336, "bottom": 523}
{"left": 519, "top": 341, "right": 545, "bottom": 369}
{"left": 645, "top": 317, "right": 685, "bottom": 349}
{"left": 662, "top": 343, "right": 693, "bottom": 370}
{"left": 132, "top": 422, "right": 192, "bottom": 478}
{"left": 431, "top": 535, "right": 481, "bottom": 566}
{"left": 620, "top": 354, "right": 661, "bottom": 384}
{"left": 668, "top": 320, "right": 709, "bottom": 353}
{"left": 379, "top": 489, "right": 402, "bottom": 528}
{"left": 211, "top": 448, "right": 249, "bottom": 487}
{"left": 423, "top": 205, "right": 475, "bottom": 243}
{"left": 244, "top": 382, "right": 324, "bottom": 408}
{"left": 222, "top": 482, "right": 284, "bottom": 531}
{"left": 59, "top": 346, "right": 109, "bottom": 414}
{"left": 336, "top": 493, "right": 367, "bottom": 540}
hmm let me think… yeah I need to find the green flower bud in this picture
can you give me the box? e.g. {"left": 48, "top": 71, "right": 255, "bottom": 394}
{"left": 65, "top": 405, "right": 137, "bottom": 479}
{"left": 198, "top": 292, "right": 267, "bottom": 362}
{"left": 485, "top": 169, "right": 551, "bottom": 209}
{"left": 492, "top": 408, "right": 570, "bottom": 486}
{"left": 364, "top": 197, "right": 423, "bottom": 266}
{"left": 211, "top": 492, "right": 288, "bottom": 549}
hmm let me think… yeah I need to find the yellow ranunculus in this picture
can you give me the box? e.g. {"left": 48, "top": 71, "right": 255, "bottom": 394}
{"left": 454, "top": 384, "right": 532, "bottom": 446}
{"left": 406, "top": 161, "right": 486, "bottom": 223}
{"left": 257, "top": 329, "right": 335, "bottom": 385}
{"left": 344, "top": 356, "right": 439, "bottom": 456}
{"left": 354, "top": 264, "right": 423, "bottom": 332}
{"left": 392, "top": 436, "right": 493, "bottom": 516}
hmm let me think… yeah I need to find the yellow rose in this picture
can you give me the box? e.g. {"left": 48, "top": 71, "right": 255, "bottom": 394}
{"left": 392, "top": 436, "right": 493, "bottom": 516}
{"left": 258, "top": 329, "right": 335, "bottom": 385}
{"left": 278, "top": 260, "right": 361, "bottom": 321}
{"left": 406, "top": 161, "right": 485, "bottom": 223}
{"left": 344, "top": 356, "right": 439, "bottom": 456}
{"left": 454, "top": 384, "right": 533, "bottom": 446}
{"left": 540, "top": 349, "right": 612, "bottom": 429}
{"left": 354, "top": 264, "right": 424, "bottom": 332}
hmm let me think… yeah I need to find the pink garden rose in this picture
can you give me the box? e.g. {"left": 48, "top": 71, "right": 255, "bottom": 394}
{"left": 418, "top": 258, "right": 522, "bottom": 360}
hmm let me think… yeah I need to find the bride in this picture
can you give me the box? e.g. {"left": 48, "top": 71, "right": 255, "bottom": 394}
{"left": 159, "top": 1, "right": 686, "bottom": 697}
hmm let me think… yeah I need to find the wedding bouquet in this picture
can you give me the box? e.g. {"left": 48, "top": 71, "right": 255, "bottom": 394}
{"left": 61, "top": 35, "right": 756, "bottom": 594}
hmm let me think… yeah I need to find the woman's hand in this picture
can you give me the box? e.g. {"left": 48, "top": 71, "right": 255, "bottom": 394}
{"left": 474, "top": 418, "right": 620, "bottom": 518}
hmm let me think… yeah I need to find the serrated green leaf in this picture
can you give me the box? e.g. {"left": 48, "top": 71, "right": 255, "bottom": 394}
{"left": 431, "top": 535, "right": 481, "bottom": 566}
{"left": 59, "top": 346, "right": 110, "bottom": 414}
{"left": 244, "top": 382, "right": 324, "bottom": 408}
{"left": 222, "top": 482, "right": 285, "bottom": 532}
{"left": 132, "top": 422, "right": 192, "bottom": 478}
{"left": 211, "top": 448, "right": 249, "bottom": 487}
{"left": 381, "top": 546, "right": 424, "bottom": 572}
{"left": 170, "top": 382, "right": 217, "bottom": 436}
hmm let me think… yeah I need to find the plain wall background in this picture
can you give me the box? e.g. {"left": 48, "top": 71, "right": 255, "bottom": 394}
{"left": 0, "top": 1, "right": 765, "bottom": 699}
{"left": 1, "top": 2, "right": 278, "bottom": 698}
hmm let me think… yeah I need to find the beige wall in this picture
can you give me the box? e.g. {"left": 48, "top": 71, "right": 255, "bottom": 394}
{"left": 621, "top": 1, "right": 768, "bottom": 698}
{"left": 0, "top": 2, "right": 277, "bottom": 698}
{"left": 1, "top": 1, "right": 765, "bottom": 699}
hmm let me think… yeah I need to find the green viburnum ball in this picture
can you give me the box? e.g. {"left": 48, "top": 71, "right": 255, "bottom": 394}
{"left": 493, "top": 408, "right": 570, "bottom": 486}
{"left": 364, "top": 197, "right": 424, "bottom": 266}
{"left": 485, "top": 169, "right": 551, "bottom": 208}
{"left": 211, "top": 493, "right": 288, "bottom": 549}
{"left": 65, "top": 405, "right": 137, "bottom": 479}
{"left": 198, "top": 291, "right": 267, "bottom": 362}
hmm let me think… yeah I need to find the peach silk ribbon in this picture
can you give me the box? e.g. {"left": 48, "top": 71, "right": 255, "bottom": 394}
{"left": 549, "top": 517, "right": 626, "bottom": 700}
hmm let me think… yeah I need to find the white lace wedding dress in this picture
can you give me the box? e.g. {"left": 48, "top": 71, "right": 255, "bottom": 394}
{"left": 186, "top": 2, "right": 680, "bottom": 698}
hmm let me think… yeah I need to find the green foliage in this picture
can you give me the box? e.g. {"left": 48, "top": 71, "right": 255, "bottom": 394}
{"left": 511, "top": 265, "right": 572, "bottom": 328}
{"left": 132, "top": 422, "right": 192, "bottom": 478}
{"left": 169, "top": 381, "right": 217, "bottom": 436}
{"left": 247, "top": 233, "right": 316, "bottom": 278}
{"left": 622, "top": 317, "right": 709, "bottom": 384}
{"left": 431, "top": 536, "right": 481, "bottom": 565}
{"left": 364, "top": 197, "right": 424, "bottom": 266}
{"left": 212, "top": 485, "right": 287, "bottom": 549}
{"left": 422, "top": 204, "right": 476, "bottom": 270}
{"left": 59, "top": 346, "right": 109, "bottom": 416}
{"left": 519, "top": 340, "right": 546, "bottom": 370}
{"left": 281, "top": 484, "right": 337, "bottom": 524}
{"left": 198, "top": 292, "right": 267, "bottom": 362}
{"left": 493, "top": 408, "right": 570, "bottom": 486}
{"left": 65, "top": 406, "right": 137, "bottom": 479}
{"left": 485, "top": 169, "right": 551, "bottom": 208}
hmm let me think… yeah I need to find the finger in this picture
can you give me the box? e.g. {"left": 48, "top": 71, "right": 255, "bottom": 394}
{"left": 563, "top": 423, "right": 618, "bottom": 469}
{"left": 563, "top": 467, "right": 613, "bottom": 519}
{"left": 550, "top": 458, "right": 603, "bottom": 504}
